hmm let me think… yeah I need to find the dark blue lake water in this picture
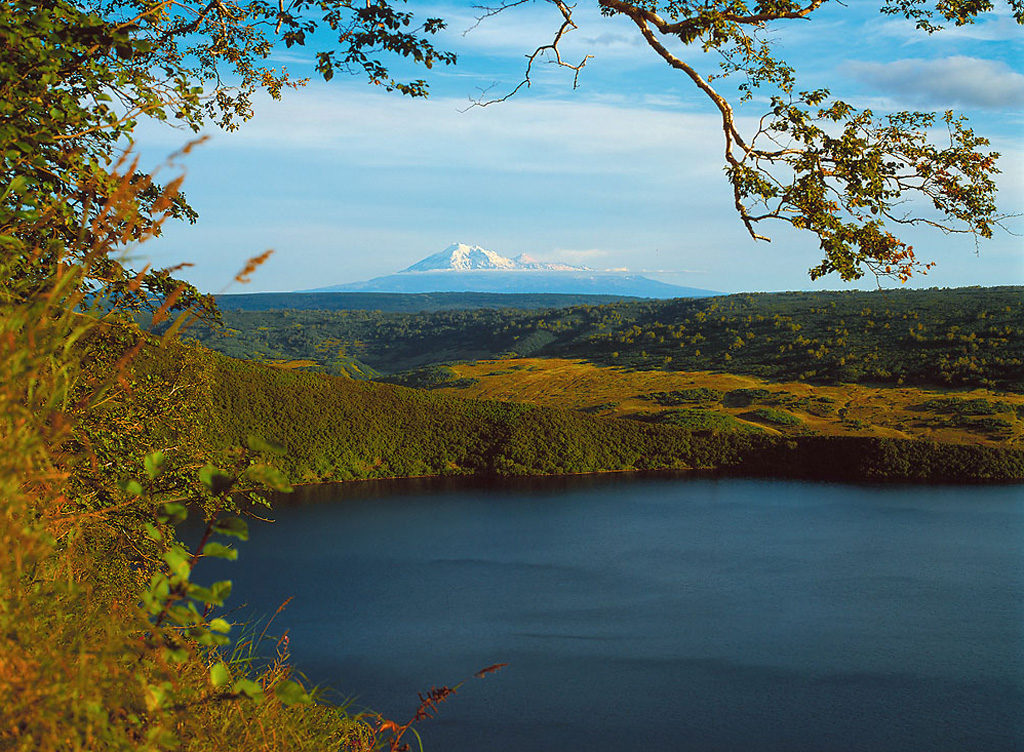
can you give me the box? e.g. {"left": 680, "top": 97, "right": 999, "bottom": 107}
{"left": 204, "top": 475, "right": 1024, "bottom": 751}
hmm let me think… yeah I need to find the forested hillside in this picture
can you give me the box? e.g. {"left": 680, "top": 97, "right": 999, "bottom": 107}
{"left": 86, "top": 327, "right": 1020, "bottom": 485}
{"left": 188, "top": 286, "right": 1024, "bottom": 391}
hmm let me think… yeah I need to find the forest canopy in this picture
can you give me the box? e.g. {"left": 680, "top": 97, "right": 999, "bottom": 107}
{"left": 473, "top": 0, "right": 1018, "bottom": 281}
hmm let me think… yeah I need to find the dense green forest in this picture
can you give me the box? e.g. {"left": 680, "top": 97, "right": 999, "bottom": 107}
{"left": 88, "top": 327, "right": 1021, "bottom": 485}
{"left": 188, "top": 286, "right": 1024, "bottom": 392}
{"left": 209, "top": 358, "right": 1024, "bottom": 484}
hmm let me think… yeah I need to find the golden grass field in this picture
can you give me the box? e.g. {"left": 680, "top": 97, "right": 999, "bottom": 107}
{"left": 437, "top": 358, "right": 1024, "bottom": 447}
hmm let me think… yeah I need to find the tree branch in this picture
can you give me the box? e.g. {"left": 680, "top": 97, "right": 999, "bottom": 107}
{"left": 466, "top": 0, "right": 592, "bottom": 107}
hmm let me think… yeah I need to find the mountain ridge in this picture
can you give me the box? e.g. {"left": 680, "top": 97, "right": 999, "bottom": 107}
{"left": 400, "top": 242, "right": 592, "bottom": 273}
{"left": 306, "top": 242, "right": 717, "bottom": 298}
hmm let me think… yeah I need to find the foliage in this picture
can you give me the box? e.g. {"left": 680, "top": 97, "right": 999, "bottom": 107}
{"left": 723, "top": 388, "right": 771, "bottom": 407}
{"left": 481, "top": 0, "right": 1016, "bottom": 281}
{"left": 918, "top": 396, "right": 1019, "bottom": 416}
{"left": 0, "top": 168, "right": 448, "bottom": 751}
{"left": 646, "top": 387, "right": 726, "bottom": 406}
{"left": 215, "top": 291, "right": 642, "bottom": 313}
{"left": 185, "top": 286, "right": 1024, "bottom": 392}
{"left": 747, "top": 406, "right": 803, "bottom": 426}
{"left": 881, "top": 0, "right": 1024, "bottom": 32}
{"left": 166, "top": 337, "right": 1022, "bottom": 483}
{"left": 377, "top": 365, "right": 481, "bottom": 390}
{"left": 645, "top": 408, "right": 759, "bottom": 433}
{"left": 1, "top": 0, "right": 453, "bottom": 315}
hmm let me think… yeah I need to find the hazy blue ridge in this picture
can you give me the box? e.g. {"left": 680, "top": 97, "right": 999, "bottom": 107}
{"left": 215, "top": 291, "right": 645, "bottom": 313}
{"left": 303, "top": 271, "right": 717, "bottom": 298}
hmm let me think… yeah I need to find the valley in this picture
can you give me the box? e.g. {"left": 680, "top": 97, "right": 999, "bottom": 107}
{"left": 181, "top": 285, "right": 1024, "bottom": 455}
{"left": 192, "top": 286, "right": 1024, "bottom": 393}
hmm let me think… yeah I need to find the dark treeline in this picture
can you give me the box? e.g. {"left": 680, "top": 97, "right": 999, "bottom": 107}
{"left": 188, "top": 286, "right": 1024, "bottom": 391}
{"left": 215, "top": 291, "right": 641, "bottom": 313}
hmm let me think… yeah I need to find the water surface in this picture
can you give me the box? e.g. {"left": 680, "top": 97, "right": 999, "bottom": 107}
{"left": 205, "top": 475, "right": 1024, "bottom": 751}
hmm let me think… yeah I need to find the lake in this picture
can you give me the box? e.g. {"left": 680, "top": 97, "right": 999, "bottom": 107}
{"left": 203, "top": 474, "right": 1024, "bottom": 751}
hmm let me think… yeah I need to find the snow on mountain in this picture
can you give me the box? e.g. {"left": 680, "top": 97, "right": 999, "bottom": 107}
{"left": 303, "top": 241, "right": 718, "bottom": 298}
{"left": 309, "top": 270, "right": 715, "bottom": 297}
{"left": 400, "top": 243, "right": 592, "bottom": 273}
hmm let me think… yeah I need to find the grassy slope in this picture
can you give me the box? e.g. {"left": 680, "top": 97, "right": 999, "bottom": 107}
{"left": 438, "top": 358, "right": 1024, "bottom": 448}
{"left": 198, "top": 346, "right": 1024, "bottom": 484}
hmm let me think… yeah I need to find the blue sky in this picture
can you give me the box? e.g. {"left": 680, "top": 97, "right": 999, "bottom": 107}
{"left": 135, "top": 1, "right": 1023, "bottom": 295}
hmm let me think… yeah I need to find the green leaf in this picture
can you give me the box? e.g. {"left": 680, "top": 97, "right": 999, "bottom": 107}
{"left": 212, "top": 516, "right": 248, "bottom": 541}
{"left": 199, "top": 464, "right": 235, "bottom": 495}
{"left": 0, "top": 175, "right": 27, "bottom": 201}
{"left": 157, "top": 501, "right": 187, "bottom": 526}
{"left": 202, "top": 541, "right": 238, "bottom": 560}
{"left": 163, "top": 545, "right": 191, "bottom": 580}
{"left": 167, "top": 603, "right": 200, "bottom": 626}
{"left": 187, "top": 581, "right": 231, "bottom": 607}
{"left": 274, "top": 679, "right": 312, "bottom": 706}
{"left": 165, "top": 646, "right": 189, "bottom": 663}
{"left": 186, "top": 584, "right": 215, "bottom": 604}
{"left": 144, "top": 681, "right": 172, "bottom": 711}
{"left": 247, "top": 490, "right": 272, "bottom": 509}
{"left": 145, "top": 450, "right": 166, "bottom": 479}
{"left": 119, "top": 478, "right": 143, "bottom": 496}
{"left": 232, "top": 678, "right": 265, "bottom": 702}
{"left": 143, "top": 522, "right": 162, "bottom": 542}
{"left": 209, "top": 617, "right": 231, "bottom": 634}
{"left": 247, "top": 434, "right": 286, "bottom": 455}
{"left": 243, "top": 463, "right": 293, "bottom": 493}
{"left": 210, "top": 579, "right": 233, "bottom": 603}
{"left": 209, "top": 662, "right": 230, "bottom": 688}
{"left": 198, "top": 630, "right": 231, "bottom": 647}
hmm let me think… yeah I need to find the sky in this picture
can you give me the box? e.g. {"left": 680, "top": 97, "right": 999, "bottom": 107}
{"left": 134, "top": 1, "right": 1024, "bottom": 295}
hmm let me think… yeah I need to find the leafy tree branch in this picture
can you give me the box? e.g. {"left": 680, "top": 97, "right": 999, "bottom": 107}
{"left": 2, "top": 0, "right": 456, "bottom": 314}
{"left": 468, "top": 0, "right": 1016, "bottom": 281}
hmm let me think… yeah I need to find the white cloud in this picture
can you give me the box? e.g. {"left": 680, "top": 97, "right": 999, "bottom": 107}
{"left": 161, "top": 84, "right": 728, "bottom": 182}
{"left": 130, "top": 2, "right": 1021, "bottom": 295}
{"left": 874, "top": 8, "right": 1024, "bottom": 45}
{"left": 549, "top": 247, "right": 611, "bottom": 265}
{"left": 845, "top": 56, "right": 1024, "bottom": 109}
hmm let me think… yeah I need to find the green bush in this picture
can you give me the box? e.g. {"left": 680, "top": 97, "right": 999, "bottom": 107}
{"left": 724, "top": 388, "right": 772, "bottom": 407}
{"left": 748, "top": 407, "right": 803, "bottom": 426}
{"left": 647, "top": 388, "right": 725, "bottom": 406}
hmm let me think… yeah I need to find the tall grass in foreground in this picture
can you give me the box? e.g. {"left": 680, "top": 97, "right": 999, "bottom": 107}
{"left": 0, "top": 163, "right": 489, "bottom": 750}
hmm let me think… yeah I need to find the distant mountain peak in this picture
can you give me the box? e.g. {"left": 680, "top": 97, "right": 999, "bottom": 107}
{"left": 400, "top": 243, "right": 592, "bottom": 273}
{"left": 303, "top": 241, "right": 718, "bottom": 298}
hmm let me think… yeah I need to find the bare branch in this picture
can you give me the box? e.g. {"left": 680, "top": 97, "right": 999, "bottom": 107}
{"left": 465, "top": 1, "right": 533, "bottom": 35}
{"left": 466, "top": 0, "right": 592, "bottom": 107}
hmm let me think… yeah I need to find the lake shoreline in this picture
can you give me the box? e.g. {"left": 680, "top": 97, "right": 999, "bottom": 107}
{"left": 262, "top": 456, "right": 1023, "bottom": 509}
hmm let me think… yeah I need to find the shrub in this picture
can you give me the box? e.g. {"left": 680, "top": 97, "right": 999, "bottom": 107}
{"left": 748, "top": 407, "right": 803, "bottom": 426}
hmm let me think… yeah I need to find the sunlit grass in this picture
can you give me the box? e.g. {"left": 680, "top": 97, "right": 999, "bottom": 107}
{"left": 441, "top": 358, "right": 1024, "bottom": 446}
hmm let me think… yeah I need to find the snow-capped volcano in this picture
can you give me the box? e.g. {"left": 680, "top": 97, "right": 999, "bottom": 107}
{"left": 303, "top": 241, "right": 718, "bottom": 298}
{"left": 400, "top": 243, "right": 592, "bottom": 273}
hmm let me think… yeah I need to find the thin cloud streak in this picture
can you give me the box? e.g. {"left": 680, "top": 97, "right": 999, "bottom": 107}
{"left": 846, "top": 56, "right": 1024, "bottom": 109}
